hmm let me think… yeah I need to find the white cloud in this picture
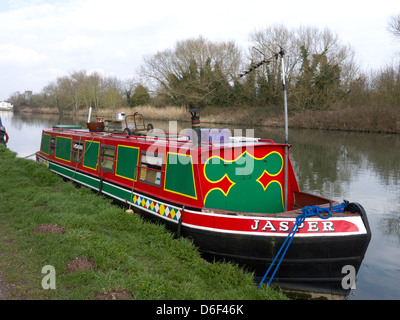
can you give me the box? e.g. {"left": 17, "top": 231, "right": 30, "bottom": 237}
{"left": 0, "top": 44, "right": 47, "bottom": 66}
{"left": 61, "top": 35, "right": 98, "bottom": 53}
{"left": 0, "top": 0, "right": 399, "bottom": 99}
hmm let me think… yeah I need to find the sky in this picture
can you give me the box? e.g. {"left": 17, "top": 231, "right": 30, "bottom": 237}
{"left": 0, "top": 0, "right": 399, "bottom": 101}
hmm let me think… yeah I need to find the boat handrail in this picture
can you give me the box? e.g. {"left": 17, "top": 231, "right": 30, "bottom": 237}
{"left": 258, "top": 139, "right": 274, "bottom": 144}
{"left": 97, "top": 155, "right": 117, "bottom": 162}
{"left": 136, "top": 164, "right": 165, "bottom": 173}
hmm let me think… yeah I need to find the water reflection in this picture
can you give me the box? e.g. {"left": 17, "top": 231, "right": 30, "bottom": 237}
{"left": 0, "top": 111, "right": 87, "bottom": 158}
{"left": 379, "top": 212, "right": 400, "bottom": 245}
{"left": 2, "top": 111, "right": 400, "bottom": 299}
{"left": 216, "top": 124, "right": 400, "bottom": 300}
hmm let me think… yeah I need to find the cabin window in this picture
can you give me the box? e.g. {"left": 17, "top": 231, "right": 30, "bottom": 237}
{"left": 139, "top": 152, "right": 163, "bottom": 186}
{"left": 50, "top": 137, "right": 56, "bottom": 156}
{"left": 99, "top": 145, "right": 116, "bottom": 173}
{"left": 71, "top": 140, "right": 84, "bottom": 163}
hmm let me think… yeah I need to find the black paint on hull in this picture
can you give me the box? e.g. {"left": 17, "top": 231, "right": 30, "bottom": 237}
{"left": 134, "top": 203, "right": 371, "bottom": 297}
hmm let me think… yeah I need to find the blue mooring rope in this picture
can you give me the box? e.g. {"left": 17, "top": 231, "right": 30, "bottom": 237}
{"left": 257, "top": 202, "right": 347, "bottom": 290}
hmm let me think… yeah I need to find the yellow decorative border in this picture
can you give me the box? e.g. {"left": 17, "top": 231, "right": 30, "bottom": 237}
{"left": 264, "top": 180, "right": 285, "bottom": 211}
{"left": 164, "top": 152, "right": 197, "bottom": 200}
{"left": 115, "top": 145, "right": 140, "bottom": 182}
{"left": 203, "top": 174, "right": 236, "bottom": 204}
{"left": 203, "top": 150, "right": 283, "bottom": 200}
{"left": 255, "top": 151, "right": 283, "bottom": 190}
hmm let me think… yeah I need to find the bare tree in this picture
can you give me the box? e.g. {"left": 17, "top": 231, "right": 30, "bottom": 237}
{"left": 249, "top": 24, "right": 296, "bottom": 87}
{"left": 69, "top": 70, "right": 87, "bottom": 111}
{"left": 388, "top": 14, "right": 400, "bottom": 40}
{"left": 43, "top": 81, "right": 63, "bottom": 114}
{"left": 102, "top": 76, "right": 124, "bottom": 112}
{"left": 140, "top": 36, "right": 243, "bottom": 107}
{"left": 38, "top": 70, "right": 126, "bottom": 113}
{"left": 249, "top": 25, "right": 358, "bottom": 110}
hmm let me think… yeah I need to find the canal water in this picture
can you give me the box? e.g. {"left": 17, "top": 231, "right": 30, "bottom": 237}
{"left": 1, "top": 110, "right": 400, "bottom": 300}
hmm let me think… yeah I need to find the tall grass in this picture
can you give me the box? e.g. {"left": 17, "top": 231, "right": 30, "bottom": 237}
{"left": 133, "top": 105, "right": 284, "bottom": 127}
{"left": 0, "top": 146, "right": 286, "bottom": 300}
{"left": 290, "top": 105, "right": 400, "bottom": 133}
{"left": 19, "top": 103, "right": 400, "bottom": 133}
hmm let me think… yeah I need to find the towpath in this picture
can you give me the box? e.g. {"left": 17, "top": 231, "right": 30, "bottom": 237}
{"left": 0, "top": 273, "right": 7, "bottom": 299}
{"left": 0, "top": 270, "right": 14, "bottom": 300}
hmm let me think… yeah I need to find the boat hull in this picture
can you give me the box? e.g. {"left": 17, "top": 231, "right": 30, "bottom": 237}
{"left": 36, "top": 153, "right": 371, "bottom": 298}
{"left": 185, "top": 226, "right": 370, "bottom": 296}
{"left": 133, "top": 202, "right": 371, "bottom": 298}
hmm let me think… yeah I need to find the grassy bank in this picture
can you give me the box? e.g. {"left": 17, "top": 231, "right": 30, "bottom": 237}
{"left": 0, "top": 146, "right": 286, "bottom": 300}
{"left": 17, "top": 104, "right": 400, "bottom": 134}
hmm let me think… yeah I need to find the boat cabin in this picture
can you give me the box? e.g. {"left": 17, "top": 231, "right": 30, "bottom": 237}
{"left": 39, "top": 122, "right": 302, "bottom": 214}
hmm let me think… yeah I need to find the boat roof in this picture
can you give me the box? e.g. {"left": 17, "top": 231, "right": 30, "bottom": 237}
{"left": 44, "top": 127, "right": 284, "bottom": 151}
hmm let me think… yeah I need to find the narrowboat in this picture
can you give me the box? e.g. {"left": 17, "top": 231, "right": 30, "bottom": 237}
{"left": 35, "top": 109, "right": 371, "bottom": 298}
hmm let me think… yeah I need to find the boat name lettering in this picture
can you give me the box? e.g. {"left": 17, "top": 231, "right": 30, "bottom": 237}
{"left": 250, "top": 219, "right": 336, "bottom": 233}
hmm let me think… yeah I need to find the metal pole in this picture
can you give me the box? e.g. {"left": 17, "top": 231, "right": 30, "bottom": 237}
{"left": 280, "top": 48, "right": 289, "bottom": 212}
{"left": 88, "top": 106, "right": 92, "bottom": 123}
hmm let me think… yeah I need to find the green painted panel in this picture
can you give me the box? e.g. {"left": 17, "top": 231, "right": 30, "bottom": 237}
{"left": 40, "top": 133, "right": 50, "bottom": 155}
{"left": 204, "top": 151, "right": 284, "bottom": 213}
{"left": 164, "top": 153, "right": 196, "bottom": 199}
{"left": 262, "top": 151, "right": 283, "bottom": 176}
{"left": 83, "top": 140, "right": 100, "bottom": 170}
{"left": 55, "top": 136, "right": 72, "bottom": 162}
{"left": 115, "top": 145, "right": 139, "bottom": 181}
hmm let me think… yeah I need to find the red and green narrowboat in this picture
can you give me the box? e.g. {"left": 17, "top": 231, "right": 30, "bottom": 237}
{"left": 36, "top": 109, "right": 371, "bottom": 298}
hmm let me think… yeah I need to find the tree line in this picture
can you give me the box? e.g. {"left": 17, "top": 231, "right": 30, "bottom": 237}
{"left": 9, "top": 70, "right": 151, "bottom": 114}
{"left": 9, "top": 21, "right": 400, "bottom": 115}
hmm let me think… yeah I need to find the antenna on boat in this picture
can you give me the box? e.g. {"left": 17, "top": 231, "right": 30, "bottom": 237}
{"left": 238, "top": 49, "right": 269, "bottom": 78}
{"left": 247, "top": 46, "right": 289, "bottom": 211}
{"left": 279, "top": 47, "right": 289, "bottom": 212}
